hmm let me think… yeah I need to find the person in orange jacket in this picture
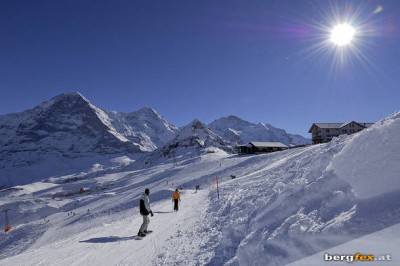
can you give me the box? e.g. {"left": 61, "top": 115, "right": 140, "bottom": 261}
{"left": 172, "top": 189, "right": 181, "bottom": 212}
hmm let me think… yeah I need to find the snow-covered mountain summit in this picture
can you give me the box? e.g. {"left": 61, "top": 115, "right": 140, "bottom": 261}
{"left": 106, "top": 107, "right": 178, "bottom": 152}
{"left": 167, "top": 119, "right": 234, "bottom": 152}
{"left": 208, "top": 115, "right": 310, "bottom": 146}
{"left": 173, "top": 119, "right": 231, "bottom": 149}
{"left": 137, "top": 119, "right": 234, "bottom": 166}
{"left": 0, "top": 92, "right": 140, "bottom": 157}
{"left": 0, "top": 92, "right": 143, "bottom": 186}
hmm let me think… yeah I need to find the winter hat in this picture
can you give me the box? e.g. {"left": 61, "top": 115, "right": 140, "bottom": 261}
{"left": 145, "top": 188, "right": 150, "bottom": 195}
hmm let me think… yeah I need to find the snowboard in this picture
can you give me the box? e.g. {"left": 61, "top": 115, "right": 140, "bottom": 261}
{"left": 135, "top": 230, "right": 153, "bottom": 240}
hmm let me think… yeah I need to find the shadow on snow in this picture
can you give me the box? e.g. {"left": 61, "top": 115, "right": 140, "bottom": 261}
{"left": 80, "top": 235, "right": 135, "bottom": 243}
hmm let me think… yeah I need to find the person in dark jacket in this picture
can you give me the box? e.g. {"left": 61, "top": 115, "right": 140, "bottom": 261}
{"left": 138, "top": 188, "right": 153, "bottom": 237}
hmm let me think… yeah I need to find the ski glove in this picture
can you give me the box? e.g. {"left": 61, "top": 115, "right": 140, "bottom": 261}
{"left": 150, "top": 211, "right": 154, "bottom": 217}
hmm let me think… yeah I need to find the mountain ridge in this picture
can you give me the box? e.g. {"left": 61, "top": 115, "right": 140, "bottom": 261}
{"left": 0, "top": 92, "right": 310, "bottom": 187}
{"left": 208, "top": 115, "right": 310, "bottom": 146}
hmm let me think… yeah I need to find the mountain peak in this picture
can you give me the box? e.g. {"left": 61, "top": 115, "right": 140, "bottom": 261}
{"left": 137, "top": 106, "right": 158, "bottom": 114}
{"left": 134, "top": 107, "right": 164, "bottom": 120}
{"left": 52, "top": 92, "right": 88, "bottom": 102}
{"left": 226, "top": 115, "right": 244, "bottom": 121}
{"left": 38, "top": 92, "right": 90, "bottom": 110}
{"left": 208, "top": 116, "right": 310, "bottom": 146}
{"left": 210, "top": 115, "right": 246, "bottom": 124}
{"left": 208, "top": 115, "right": 254, "bottom": 131}
{"left": 190, "top": 119, "right": 206, "bottom": 128}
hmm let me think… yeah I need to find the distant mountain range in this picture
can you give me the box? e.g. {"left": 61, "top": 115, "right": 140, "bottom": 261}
{"left": 0, "top": 92, "right": 310, "bottom": 186}
{"left": 208, "top": 115, "right": 309, "bottom": 147}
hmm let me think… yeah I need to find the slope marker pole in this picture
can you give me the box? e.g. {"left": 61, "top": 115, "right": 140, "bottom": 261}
{"left": 216, "top": 176, "right": 219, "bottom": 199}
{"left": 2, "top": 209, "right": 12, "bottom": 232}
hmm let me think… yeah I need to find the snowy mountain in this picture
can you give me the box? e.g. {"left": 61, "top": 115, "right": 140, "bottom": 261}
{"left": 0, "top": 92, "right": 310, "bottom": 187}
{"left": 208, "top": 115, "right": 310, "bottom": 146}
{"left": 106, "top": 107, "right": 178, "bottom": 152}
{"left": 137, "top": 119, "right": 234, "bottom": 166}
{"left": 0, "top": 93, "right": 182, "bottom": 187}
{"left": 170, "top": 119, "right": 233, "bottom": 152}
{"left": 0, "top": 93, "right": 143, "bottom": 187}
{"left": 0, "top": 111, "right": 398, "bottom": 265}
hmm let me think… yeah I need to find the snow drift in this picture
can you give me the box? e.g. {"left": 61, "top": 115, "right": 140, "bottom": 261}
{"left": 199, "top": 111, "right": 400, "bottom": 265}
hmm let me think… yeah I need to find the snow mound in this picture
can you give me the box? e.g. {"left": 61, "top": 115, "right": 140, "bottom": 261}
{"left": 333, "top": 111, "right": 400, "bottom": 199}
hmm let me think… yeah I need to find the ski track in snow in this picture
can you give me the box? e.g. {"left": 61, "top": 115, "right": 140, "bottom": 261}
{"left": 0, "top": 190, "right": 209, "bottom": 266}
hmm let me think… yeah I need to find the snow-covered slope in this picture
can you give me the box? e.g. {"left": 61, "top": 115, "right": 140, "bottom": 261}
{"left": 208, "top": 115, "right": 310, "bottom": 146}
{"left": 0, "top": 112, "right": 398, "bottom": 265}
{"left": 202, "top": 112, "right": 400, "bottom": 265}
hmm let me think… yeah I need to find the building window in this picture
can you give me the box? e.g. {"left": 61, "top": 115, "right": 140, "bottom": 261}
{"left": 326, "top": 129, "right": 330, "bottom": 133}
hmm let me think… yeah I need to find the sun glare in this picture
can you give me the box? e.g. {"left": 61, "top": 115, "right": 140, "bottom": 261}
{"left": 330, "top": 23, "right": 356, "bottom": 46}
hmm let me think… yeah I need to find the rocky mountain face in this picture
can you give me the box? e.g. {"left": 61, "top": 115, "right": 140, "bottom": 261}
{"left": 0, "top": 92, "right": 310, "bottom": 186}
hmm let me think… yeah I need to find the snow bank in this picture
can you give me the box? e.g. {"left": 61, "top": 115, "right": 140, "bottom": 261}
{"left": 333, "top": 112, "right": 400, "bottom": 199}
{"left": 288, "top": 222, "right": 400, "bottom": 266}
{"left": 200, "top": 112, "right": 400, "bottom": 265}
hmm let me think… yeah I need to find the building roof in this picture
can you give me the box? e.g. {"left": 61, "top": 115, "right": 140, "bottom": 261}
{"left": 309, "top": 123, "right": 343, "bottom": 132}
{"left": 249, "top": 142, "right": 288, "bottom": 148}
{"left": 308, "top": 122, "right": 374, "bottom": 133}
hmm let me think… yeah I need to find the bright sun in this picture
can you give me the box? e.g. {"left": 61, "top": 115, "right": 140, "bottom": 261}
{"left": 330, "top": 23, "right": 356, "bottom": 46}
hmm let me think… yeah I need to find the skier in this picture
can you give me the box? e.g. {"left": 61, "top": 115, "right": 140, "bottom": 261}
{"left": 138, "top": 188, "right": 154, "bottom": 237}
{"left": 172, "top": 189, "right": 181, "bottom": 211}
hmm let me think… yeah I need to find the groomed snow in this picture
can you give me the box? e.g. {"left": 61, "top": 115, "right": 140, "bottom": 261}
{"left": 0, "top": 190, "right": 209, "bottom": 265}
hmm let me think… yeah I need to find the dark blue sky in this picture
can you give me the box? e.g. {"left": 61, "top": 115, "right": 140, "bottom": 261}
{"left": 1, "top": 0, "right": 399, "bottom": 136}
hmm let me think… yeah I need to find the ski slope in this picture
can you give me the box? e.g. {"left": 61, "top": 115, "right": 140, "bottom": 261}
{"left": 1, "top": 189, "right": 209, "bottom": 265}
{"left": 1, "top": 112, "right": 399, "bottom": 265}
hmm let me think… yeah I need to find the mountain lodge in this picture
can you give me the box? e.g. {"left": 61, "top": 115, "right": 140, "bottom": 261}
{"left": 308, "top": 121, "right": 374, "bottom": 144}
{"left": 237, "top": 142, "right": 289, "bottom": 154}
